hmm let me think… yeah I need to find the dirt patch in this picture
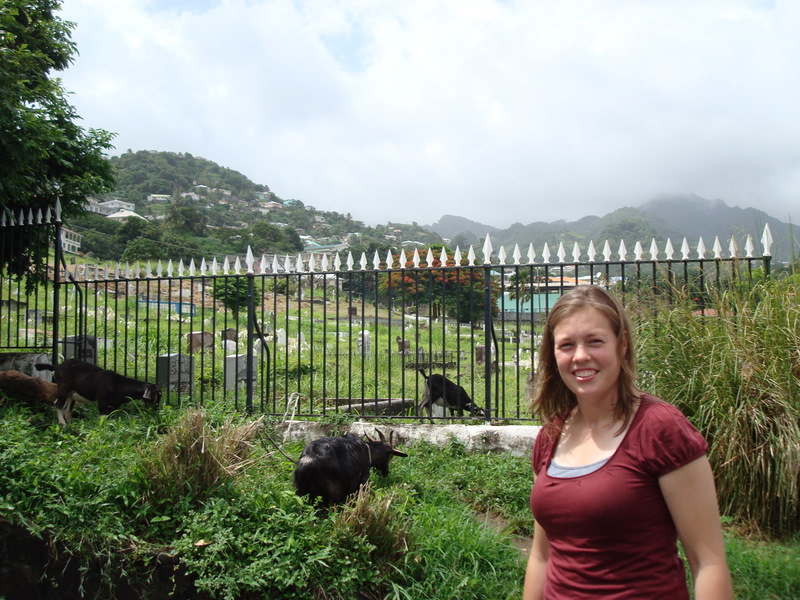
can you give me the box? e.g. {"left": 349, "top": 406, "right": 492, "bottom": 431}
{"left": 474, "top": 510, "right": 532, "bottom": 556}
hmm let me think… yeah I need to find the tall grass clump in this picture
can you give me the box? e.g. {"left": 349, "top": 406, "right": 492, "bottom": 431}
{"left": 138, "top": 409, "right": 263, "bottom": 503}
{"left": 634, "top": 280, "right": 800, "bottom": 534}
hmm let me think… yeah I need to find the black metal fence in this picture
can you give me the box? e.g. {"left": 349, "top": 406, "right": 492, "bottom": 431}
{"left": 0, "top": 202, "right": 774, "bottom": 423}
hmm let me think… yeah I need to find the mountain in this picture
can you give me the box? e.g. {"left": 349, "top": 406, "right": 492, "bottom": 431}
{"left": 425, "top": 195, "right": 795, "bottom": 261}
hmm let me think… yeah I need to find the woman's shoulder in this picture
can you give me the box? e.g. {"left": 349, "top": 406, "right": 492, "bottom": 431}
{"left": 636, "top": 393, "right": 689, "bottom": 422}
{"left": 630, "top": 393, "right": 708, "bottom": 475}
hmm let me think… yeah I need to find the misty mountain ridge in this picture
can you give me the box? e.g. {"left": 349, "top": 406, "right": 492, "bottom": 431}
{"left": 425, "top": 194, "right": 795, "bottom": 260}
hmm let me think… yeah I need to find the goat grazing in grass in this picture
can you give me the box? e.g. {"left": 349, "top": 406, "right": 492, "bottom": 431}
{"left": 293, "top": 429, "right": 407, "bottom": 507}
{"left": 35, "top": 358, "right": 161, "bottom": 426}
{"left": 418, "top": 369, "right": 485, "bottom": 423}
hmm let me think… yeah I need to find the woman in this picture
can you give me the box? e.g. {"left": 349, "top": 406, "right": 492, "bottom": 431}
{"left": 523, "top": 285, "right": 732, "bottom": 599}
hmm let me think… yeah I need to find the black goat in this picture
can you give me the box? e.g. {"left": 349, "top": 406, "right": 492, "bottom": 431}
{"left": 418, "top": 369, "right": 485, "bottom": 423}
{"left": 35, "top": 358, "right": 161, "bottom": 426}
{"left": 293, "top": 430, "right": 407, "bottom": 507}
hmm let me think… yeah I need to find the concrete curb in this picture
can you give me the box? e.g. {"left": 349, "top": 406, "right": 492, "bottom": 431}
{"left": 276, "top": 420, "right": 541, "bottom": 457}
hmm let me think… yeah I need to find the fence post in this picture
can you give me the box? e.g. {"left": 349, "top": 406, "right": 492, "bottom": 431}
{"left": 51, "top": 201, "right": 63, "bottom": 365}
{"left": 245, "top": 250, "right": 256, "bottom": 414}
{"left": 482, "top": 237, "right": 493, "bottom": 424}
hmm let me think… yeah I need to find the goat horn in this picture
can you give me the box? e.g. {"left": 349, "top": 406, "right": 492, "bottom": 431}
{"left": 375, "top": 428, "right": 386, "bottom": 442}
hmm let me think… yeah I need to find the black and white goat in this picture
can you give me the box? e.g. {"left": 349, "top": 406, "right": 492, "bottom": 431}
{"left": 35, "top": 358, "right": 161, "bottom": 426}
{"left": 293, "top": 430, "right": 407, "bottom": 507}
{"left": 418, "top": 369, "right": 485, "bottom": 423}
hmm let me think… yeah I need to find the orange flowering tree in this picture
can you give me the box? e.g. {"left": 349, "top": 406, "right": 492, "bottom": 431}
{"left": 377, "top": 248, "right": 501, "bottom": 326}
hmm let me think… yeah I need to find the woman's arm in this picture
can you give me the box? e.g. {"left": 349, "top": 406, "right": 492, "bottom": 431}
{"left": 659, "top": 455, "right": 733, "bottom": 600}
{"left": 522, "top": 520, "right": 549, "bottom": 600}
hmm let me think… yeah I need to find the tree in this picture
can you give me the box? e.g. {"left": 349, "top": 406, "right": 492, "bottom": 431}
{"left": 211, "top": 277, "right": 251, "bottom": 322}
{"left": 0, "top": 0, "right": 115, "bottom": 283}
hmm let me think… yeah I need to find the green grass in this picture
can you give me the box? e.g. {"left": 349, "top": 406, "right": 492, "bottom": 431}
{"left": 1, "top": 399, "right": 798, "bottom": 599}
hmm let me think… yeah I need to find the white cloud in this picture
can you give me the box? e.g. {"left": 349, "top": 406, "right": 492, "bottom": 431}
{"left": 59, "top": 0, "right": 800, "bottom": 227}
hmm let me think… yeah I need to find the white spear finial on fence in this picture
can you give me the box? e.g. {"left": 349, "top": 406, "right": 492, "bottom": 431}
{"left": 542, "top": 242, "right": 551, "bottom": 264}
{"left": 359, "top": 252, "right": 367, "bottom": 270}
{"left": 145, "top": 260, "right": 153, "bottom": 278}
{"left": 602, "top": 241, "right": 612, "bottom": 262}
{"left": 618, "top": 240, "right": 628, "bottom": 262}
{"left": 346, "top": 251, "right": 354, "bottom": 271}
{"left": 587, "top": 240, "right": 596, "bottom": 262}
{"left": 295, "top": 253, "right": 305, "bottom": 273}
{"left": 729, "top": 237, "right": 739, "bottom": 259}
{"left": 260, "top": 254, "right": 268, "bottom": 273}
{"left": 713, "top": 237, "right": 723, "bottom": 259}
{"left": 482, "top": 234, "right": 493, "bottom": 264}
{"left": 282, "top": 254, "right": 292, "bottom": 273}
{"left": 527, "top": 243, "right": 536, "bottom": 264}
{"left": 245, "top": 247, "right": 254, "bottom": 273}
{"left": 634, "top": 241, "right": 643, "bottom": 262}
{"left": 649, "top": 239, "right": 659, "bottom": 261}
{"left": 467, "top": 245, "right": 476, "bottom": 266}
{"left": 425, "top": 247, "right": 435, "bottom": 267}
{"left": 513, "top": 244, "right": 522, "bottom": 265}
{"left": 271, "top": 254, "right": 280, "bottom": 273}
{"left": 761, "top": 224, "right": 773, "bottom": 256}
{"left": 375, "top": 250, "right": 385, "bottom": 270}
{"left": 321, "top": 253, "right": 329, "bottom": 271}
{"left": 307, "top": 253, "right": 316, "bottom": 272}
{"left": 44, "top": 206, "right": 52, "bottom": 223}
{"left": 557, "top": 242, "right": 566, "bottom": 263}
{"left": 412, "top": 248, "right": 421, "bottom": 268}
{"left": 55, "top": 198, "right": 62, "bottom": 222}
{"left": 680, "top": 239, "right": 690, "bottom": 261}
{"left": 696, "top": 238, "right": 707, "bottom": 259}
{"left": 333, "top": 252, "right": 342, "bottom": 271}
{"left": 440, "top": 247, "right": 450, "bottom": 265}
{"left": 35, "top": 208, "right": 43, "bottom": 224}
{"left": 745, "top": 235, "right": 755, "bottom": 258}
{"left": 498, "top": 245, "right": 508, "bottom": 265}
{"left": 399, "top": 248, "right": 408, "bottom": 267}
{"left": 572, "top": 242, "right": 581, "bottom": 263}
{"left": 167, "top": 260, "right": 175, "bottom": 278}
{"left": 665, "top": 239, "right": 675, "bottom": 260}
{"left": 189, "top": 259, "right": 196, "bottom": 276}
{"left": 454, "top": 247, "right": 463, "bottom": 265}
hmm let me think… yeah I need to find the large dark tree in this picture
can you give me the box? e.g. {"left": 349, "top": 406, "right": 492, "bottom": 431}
{"left": 0, "top": 0, "right": 115, "bottom": 282}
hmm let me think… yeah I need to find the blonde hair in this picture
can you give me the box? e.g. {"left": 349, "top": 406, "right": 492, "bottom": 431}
{"left": 530, "top": 285, "right": 637, "bottom": 434}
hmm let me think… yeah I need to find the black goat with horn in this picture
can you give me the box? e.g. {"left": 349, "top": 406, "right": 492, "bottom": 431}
{"left": 292, "top": 429, "right": 407, "bottom": 507}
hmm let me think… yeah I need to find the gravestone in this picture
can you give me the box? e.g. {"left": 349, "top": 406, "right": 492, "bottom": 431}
{"left": 476, "top": 344, "right": 485, "bottom": 365}
{"left": 60, "top": 334, "right": 98, "bottom": 364}
{"left": 358, "top": 330, "right": 372, "bottom": 356}
{"left": 156, "top": 353, "right": 194, "bottom": 393}
{"left": 186, "top": 331, "right": 214, "bottom": 353}
{"left": 224, "top": 353, "right": 255, "bottom": 390}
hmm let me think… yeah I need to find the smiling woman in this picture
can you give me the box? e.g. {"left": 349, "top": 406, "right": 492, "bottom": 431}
{"left": 523, "top": 285, "right": 733, "bottom": 600}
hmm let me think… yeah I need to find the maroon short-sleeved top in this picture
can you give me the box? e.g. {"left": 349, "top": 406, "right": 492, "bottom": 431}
{"left": 530, "top": 395, "right": 708, "bottom": 599}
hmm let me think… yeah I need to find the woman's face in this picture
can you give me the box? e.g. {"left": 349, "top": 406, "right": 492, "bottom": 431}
{"left": 552, "top": 307, "right": 626, "bottom": 405}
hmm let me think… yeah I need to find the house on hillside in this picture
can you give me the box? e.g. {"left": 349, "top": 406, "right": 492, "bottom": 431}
{"left": 87, "top": 198, "right": 135, "bottom": 216}
{"left": 107, "top": 209, "right": 148, "bottom": 221}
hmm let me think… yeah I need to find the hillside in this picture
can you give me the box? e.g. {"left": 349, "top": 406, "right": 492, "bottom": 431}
{"left": 92, "top": 150, "right": 795, "bottom": 262}
{"left": 426, "top": 195, "right": 795, "bottom": 261}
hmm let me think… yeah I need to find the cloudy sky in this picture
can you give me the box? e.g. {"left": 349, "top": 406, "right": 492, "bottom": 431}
{"left": 58, "top": 0, "right": 799, "bottom": 228}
